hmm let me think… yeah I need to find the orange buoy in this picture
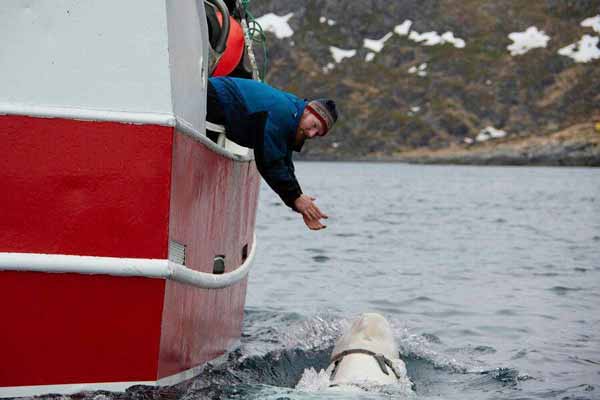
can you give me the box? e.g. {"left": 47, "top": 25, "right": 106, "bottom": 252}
{"left": 212, "top": 13, "right": 244, "bottom": 76}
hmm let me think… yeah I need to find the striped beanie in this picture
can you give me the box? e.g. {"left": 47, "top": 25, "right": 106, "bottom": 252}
{"left": 306, "top": 99, "right": 338, "bottom": 134}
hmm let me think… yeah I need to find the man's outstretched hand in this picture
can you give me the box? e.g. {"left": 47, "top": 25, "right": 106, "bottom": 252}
{"left": 294, "top": 194, "right": 328, "bottom": 230}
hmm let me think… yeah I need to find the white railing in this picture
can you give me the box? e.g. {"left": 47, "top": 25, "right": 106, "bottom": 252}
{"left": 0, "top": 235, "right": 256, "bottom": 290}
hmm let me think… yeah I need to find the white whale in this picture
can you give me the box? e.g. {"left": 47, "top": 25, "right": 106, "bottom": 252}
{"left": 325, "top": 313, "right": 410, "bottom": 390}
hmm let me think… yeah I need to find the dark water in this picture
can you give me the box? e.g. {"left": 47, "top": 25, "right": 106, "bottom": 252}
{"left": 37, "top": 163, "right": 600, "bottom": 399}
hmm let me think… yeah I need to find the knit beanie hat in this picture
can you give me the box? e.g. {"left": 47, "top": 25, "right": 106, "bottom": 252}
{"left": 306, "top": 99, "right": 338, "bottom": 134}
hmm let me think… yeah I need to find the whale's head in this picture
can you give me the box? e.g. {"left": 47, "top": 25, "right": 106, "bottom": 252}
{"left": 332, "top": 313, "right": 397, "bottom": 361}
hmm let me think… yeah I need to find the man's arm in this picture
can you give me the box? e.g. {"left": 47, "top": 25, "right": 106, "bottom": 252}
{"left": 256, "top": 158, "right": 328, "bottom": 230}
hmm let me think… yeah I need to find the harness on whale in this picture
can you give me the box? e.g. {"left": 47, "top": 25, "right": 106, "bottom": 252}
{"left": 328, "top": 348, "right": 403, "bottom": 383}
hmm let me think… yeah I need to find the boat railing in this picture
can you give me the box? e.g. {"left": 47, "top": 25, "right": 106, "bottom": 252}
{"left": 0, "top": 233, "right": 256, "bottom": 290}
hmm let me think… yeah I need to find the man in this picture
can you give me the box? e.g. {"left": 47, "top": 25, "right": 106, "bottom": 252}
{"left": 207, "top": 77, "right": 338, "bottom": 230}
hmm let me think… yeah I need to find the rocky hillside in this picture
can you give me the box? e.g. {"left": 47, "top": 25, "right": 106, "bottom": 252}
{"left": 247, "top": 0, "right": 600, "bottom": 164}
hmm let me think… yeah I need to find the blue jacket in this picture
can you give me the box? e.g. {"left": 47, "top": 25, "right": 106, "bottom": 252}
{"left": 209, "top": 77, "right": 308, "bottom": 210}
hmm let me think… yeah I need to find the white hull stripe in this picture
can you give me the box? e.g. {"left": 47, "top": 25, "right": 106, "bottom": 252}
{"left": 0, "top": 102, "right": 177, "bottom": 126}
{"left": 0, "top": 104, "right": 254, "bottom": 162}
{"left": 0, "top": 347, "right": 234, "bottom": 397}
{"left": 0, "top": 235, "right": 255, "bottom": 290}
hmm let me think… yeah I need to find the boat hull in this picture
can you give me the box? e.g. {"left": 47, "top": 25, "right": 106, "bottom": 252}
{"left": 0, "top": 115, "right": 260, "bottom": 394}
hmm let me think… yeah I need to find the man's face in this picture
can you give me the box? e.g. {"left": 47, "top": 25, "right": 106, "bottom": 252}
{"left": 297, "top": 110, "right": 326, "bottom": 140}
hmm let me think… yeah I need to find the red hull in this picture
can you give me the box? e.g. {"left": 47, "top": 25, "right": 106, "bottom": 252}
{"left": 0, "top": 115, "right": 260, "bottom": 391}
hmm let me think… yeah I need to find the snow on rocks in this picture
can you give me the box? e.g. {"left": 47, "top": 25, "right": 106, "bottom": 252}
{"left": 581, "top": 15, "right": 600, "bottom": 33}
{"left": 408, "top": 63, "right": 428, "bottom": 77}
{"left": 325, "top": 46, "right": 356, "bottom": 71}
{"left": 558, "top": 16, "right": 600, "bottom": 63}
{"left": 394, "top": 20, "right": 413, "bottom": 36}
{"left": 255, "top": 13, "right": 294, "bottom": 39}
{"left": 394, "top": 19, "right": 465, "bottom": 48}
{"left": 363, "top": 32, "right": 394, "bottom": 52}
{"left": 558, "top": 35, "right": 600, "bottom": 63}
{"left": 329, "top": 46, "right": 357, "bottom": 63}
{"left": 507, "top": 26, "right": 550, "bottom": 56}
{"left": 409, "top": 30, "right": 466, "bottom": 48}
{"left": 322, "top": 62, "right": 335, "bottom": 73}
{"left": 319, "top": 16, "right": 336, "bottom": 26}
{"left": 363, "top": 32, "right": 393, "bottom": 62}
{"left": 476, "top": 127, "right": 507, "bottom": 142}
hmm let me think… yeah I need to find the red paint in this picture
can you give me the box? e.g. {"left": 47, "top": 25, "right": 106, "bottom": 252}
{"left": 0, "top": 115, "right": 172, "bottom": 258}
{"left": 158, "top": 131, "right": 260, "bottom": 378}
{"left": 0, "top": 119, "right": 261, "bottom": 390}
{"left": 0, "top": 271, "right": 165, "bottom": 386}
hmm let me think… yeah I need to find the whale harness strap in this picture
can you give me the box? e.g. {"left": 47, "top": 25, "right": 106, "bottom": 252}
{"left": 329, "top": 349, "right": 402, "bottom": 380}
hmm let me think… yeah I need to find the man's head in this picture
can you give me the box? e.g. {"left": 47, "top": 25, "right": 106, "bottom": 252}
{"left": 297, "top": 99, "right": 338, "bottom": 141}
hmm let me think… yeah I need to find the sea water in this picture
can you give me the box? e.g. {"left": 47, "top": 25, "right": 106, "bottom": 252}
{"left": 34, "top": 162, "right": 600, "bottom": 399}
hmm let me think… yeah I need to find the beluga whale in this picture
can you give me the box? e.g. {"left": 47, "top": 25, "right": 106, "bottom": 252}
{"left": 325, "top": 313, "right": 413, "bottom": 392}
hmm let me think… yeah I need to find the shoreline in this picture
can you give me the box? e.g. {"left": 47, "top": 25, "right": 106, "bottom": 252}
{"left": 302, "top": 123, "right": 600, "bottom": 167}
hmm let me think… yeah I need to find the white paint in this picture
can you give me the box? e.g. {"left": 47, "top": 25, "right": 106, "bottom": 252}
{"left": 0, "top": 0, "right": 218, "bottom": 139}
{"left": 255, "top": 12, "right": 294, "bottom": 39}
{"left": 394, "top": 20, "right": 412, "bottom": 36}
{"left": 507, "top": 26, "right": 550, "bottom": 56}
{"left": 476, "top": 126, "right": 507, "bottom": 142}
{"left": 363, "top": 32, "right": 394, "bottom": 53}
{"left": 581, "top": 15, "right": 600, "bottom": 33}
{"left": 165, "top": 0, "right": 209, "bottom": 137}
{"left": 329, "top": 46, "right": 357, "bottom": 63}
{"left": 0, "top": 102, "right": 176, "bottom": 126}
{"left": 558, "top": 34, "right": 600, "bottom": 63}
{"left": 0, "top": 234, "right": 256, "bottom": 290}
{"left": 0, "top": 0, "right": 172, "bottom": 118}
{"left": 409, "top": 30, "right": 466, "bottom": 48}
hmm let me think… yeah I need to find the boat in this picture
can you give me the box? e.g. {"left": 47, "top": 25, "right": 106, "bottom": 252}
{"left": 0, "top": 0, "right": 262, "bottom": 396}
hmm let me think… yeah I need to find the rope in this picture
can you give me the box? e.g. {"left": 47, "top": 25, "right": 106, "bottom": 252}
{"left": 240, "top": 0, "right": 269, "bottom": 81}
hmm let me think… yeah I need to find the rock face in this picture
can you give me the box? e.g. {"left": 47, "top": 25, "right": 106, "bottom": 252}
{"left": 395, "top": 124, "right": 600, "bottom": 166}
{"left": 248, "top": 0, "right": 600, "bottom": 164}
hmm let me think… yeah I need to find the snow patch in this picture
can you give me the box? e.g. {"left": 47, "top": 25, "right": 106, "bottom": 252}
{"left": 476, "top": 127, "right": 507, "bottom": 142}
{"left": 408, "top": 31, "right": 465, "bottom": 48}
{"left": 581, "top": 15, "right": 600, "bottom": 33}
{"left": 255, "top": 13, "right": 294, "bottom": 39}
{"left": 408, "top": 63, "right": 428, "bottom": 77}
{"left": 394, "top": 20, "right": 413, "bottom": 36}
{"left": 329, "top": 46, "right": 357, "bottom": 63}
{"left": 322, "top": 62, "right": 335, "bottom": 73}
{"left": 558, "top": 35, "right": 600, "bottom": 63}
{"left": 319, "top": 16, "right": 336, "bottom": 26}
{"left": 507, "top": 26, "right": 550, "bottom": 56}
{"left": 363, "top": 32, "right": 394, "bottom": 53}
{"left": 365, "top": 52, "right": 376, "bottom": 62}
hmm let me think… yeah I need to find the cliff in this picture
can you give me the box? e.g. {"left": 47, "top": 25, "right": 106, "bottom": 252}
{"left": 249, "top": 0, "right": 600, "bottom": 165}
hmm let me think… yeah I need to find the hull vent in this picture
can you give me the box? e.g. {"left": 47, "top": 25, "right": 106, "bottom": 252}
{"left": 169, "top": 239, "right": 187, "bottom": 265}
